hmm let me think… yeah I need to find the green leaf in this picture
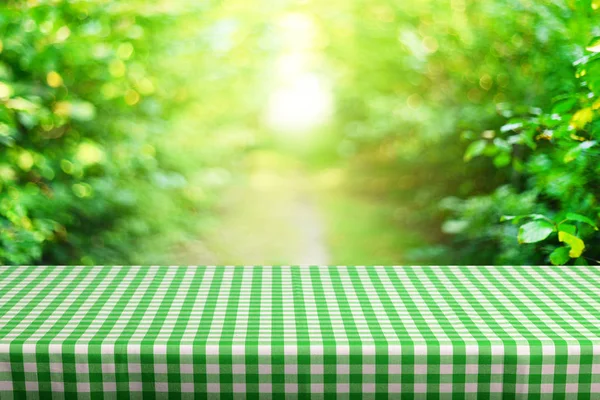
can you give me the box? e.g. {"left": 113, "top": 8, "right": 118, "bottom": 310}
{"left": 552, "top": 97, "right": 577, "bottom": 114}
{"left": 586, "top": 36, "right": 600, "bottom": 53}
{"left": 563, "top": 141, "right": 596, "bottom": 163}
{"left": 565, "top": 213, "right": 598, "bottom": 229}
{"left": 558, "top": 223, "right": 577, "bottom": 235}
{"left": 500, "top": 122, "right": 522, "bottom": 133}
{"left": 519, "top": 131, "right": 537, "bottom": 150}
{"left": 558, "top": 231, "right": 585, "bottom": 258}
{"left": 464, "top": 140, "right": 486, "bottom": 162}
{"left": 493, "top": 152, "right": 511, "bottom": 167}
{"left": 549, "top": 247, "right": 571, "bottom": 265}
{"left": 493, "top": 137, "right": 512, "bottom": 152}
{"left": 518, "top": 220, "right": 555, "bottom": 243}
{"left": 574, "top": 257, "right": 589, "bottom": 266}
{"left": 501, "top": 214, "right": 551, "bottom": 224}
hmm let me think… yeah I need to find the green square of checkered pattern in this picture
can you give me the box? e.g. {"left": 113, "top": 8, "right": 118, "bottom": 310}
{"left": 0, "top": 265, "right": 599, "bottom": 398}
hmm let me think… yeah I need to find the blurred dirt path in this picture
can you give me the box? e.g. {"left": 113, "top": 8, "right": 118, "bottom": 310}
{"left": 175, "top": 151, "right": 330, "bottom": 265}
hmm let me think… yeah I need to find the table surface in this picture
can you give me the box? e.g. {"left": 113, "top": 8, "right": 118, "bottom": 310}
{"left": 1, "top": 265, "right": 599, "bottom": 398}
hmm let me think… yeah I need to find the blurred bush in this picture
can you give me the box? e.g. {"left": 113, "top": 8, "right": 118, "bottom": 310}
{"left": 0, "top": 1, "right": 185, "bottom": 264}
{"left": 2, "top": 0, "right": 598, "bottom": 266}
{"left": 0, "top": 0, "right": 270, "bottom": 264}
{"left": 452, "top": 30, "right": 600, "bottom": 265}
{"left": 439, "top": 2, "right": 600, "bottom": 265}
{"left": 316, "top": 0, "right": 599, "bottom": 264}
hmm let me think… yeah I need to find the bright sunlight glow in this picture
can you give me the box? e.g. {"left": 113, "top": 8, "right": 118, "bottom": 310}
{"left": 266, "top": 73, "right": 332, "bottom": 134}
{"left": 264, "top": 13, "right": 332, "bottom": 137}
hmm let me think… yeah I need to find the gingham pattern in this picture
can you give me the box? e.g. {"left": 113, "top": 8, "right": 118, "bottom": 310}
{"left": 0, "top": 266, "right": 599, "bottom": 399}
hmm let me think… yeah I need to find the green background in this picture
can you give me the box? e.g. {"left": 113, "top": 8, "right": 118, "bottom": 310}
{"left": 0, "top": 0, "right": 599, "bottom": 265}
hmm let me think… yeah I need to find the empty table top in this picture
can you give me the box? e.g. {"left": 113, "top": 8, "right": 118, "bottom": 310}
{"left": 0, "top": 265, "right": 599, "bottom": 398}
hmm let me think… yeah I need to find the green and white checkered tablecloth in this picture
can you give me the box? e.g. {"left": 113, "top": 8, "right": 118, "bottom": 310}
{"left": 0, "top": 266, "right": 599, "bottom": 399}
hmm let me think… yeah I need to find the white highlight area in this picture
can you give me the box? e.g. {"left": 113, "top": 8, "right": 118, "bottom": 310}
{"left": 266, "top": 73, "right": 332, "bottom": 134}
{"left": 264, "top": 12, "right": 332, "bottom": 137}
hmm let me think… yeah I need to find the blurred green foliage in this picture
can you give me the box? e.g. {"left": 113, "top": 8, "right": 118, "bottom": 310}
{"left": 454, "top": 32, "right": 600, "bottom": 265}
{"left": 0, "top": 0, "right": 189, "bottom": 264}
{"left": 2, "top": 0, "right": 599, "bottom": 266}
{"left": 0, "top": 0, "right": 271, "bottom": 264}
{"left": 317, "top": 0, "right": 599, "bottom": 264}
